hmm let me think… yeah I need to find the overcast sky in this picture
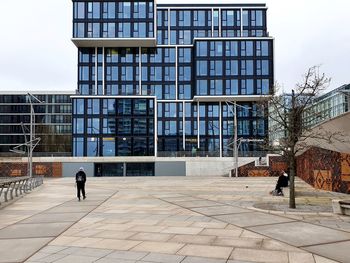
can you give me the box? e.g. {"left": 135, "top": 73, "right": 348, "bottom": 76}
{"left": 0, "top": 0, "right": 349, "bottom": 93}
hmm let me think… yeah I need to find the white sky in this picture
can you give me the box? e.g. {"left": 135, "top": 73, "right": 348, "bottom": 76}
{"left": 0, "top": 0, "right": 349, "bottom": 93}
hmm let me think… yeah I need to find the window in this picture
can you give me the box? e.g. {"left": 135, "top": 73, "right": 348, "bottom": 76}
{"left": 241, "top": 60, "right": 254, "bottom": 75}
{"left": 210, "top": 61, "right": 223, "bottom": 76}
{"left": 74, "top": 118, "right": 84, "bottom": 134}
{"left": 74, "top": 99, "right": 84, "bottom": 114}
{"left": 210, "top": 80, "right": 223, "bottom": 95}
{"left": 75, "top": 2, "right": 85, "bottom": 19}
{"left": 197, "top": 42, "right": 208, "bottom": 57}
{"left": 103, "top": 118, "right": 115, "bottom": 134}
{"left": 225, "top": 41, "right": 238, "bottom": 56}
{"left": 197, "top": 61, "right": 207, "bottom": 76}
{"left": 170, "top": 11, "right": 177, "bottom": 26}
{"left": 197, "top": 80, "right": 207, "bottom": 95}
{"left": 103, "top": 138, "right": 115, "bottom": 156}
{"left": 73, "top": 138, "right": 84, "bottom": 156}
{"left": 225, "top": 60, "right": 238, "bottom": 76}
{"left": 87, "top": 137, "right": 99, "bottom": 156}
{"left": 226, "top": 79, "right": 238, "bottom": 95}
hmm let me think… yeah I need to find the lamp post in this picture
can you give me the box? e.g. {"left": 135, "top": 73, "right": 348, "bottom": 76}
{"left": 225, "top": 101, "right": 251, "bottom": 177}
{"left": 27, "top": 93, "right": 43, "bottom": 177}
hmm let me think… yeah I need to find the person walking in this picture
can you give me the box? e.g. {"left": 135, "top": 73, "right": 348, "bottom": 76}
{"left": 76, "top": 167, "right": 86, "bottom": 201}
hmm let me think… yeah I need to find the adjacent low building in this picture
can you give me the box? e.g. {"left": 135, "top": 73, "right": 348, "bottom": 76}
{"left": 0, "top": 91, "right": 73, "bottom": 157}
{"left": 303, "top": 84, "right": 350, "bottom": 127}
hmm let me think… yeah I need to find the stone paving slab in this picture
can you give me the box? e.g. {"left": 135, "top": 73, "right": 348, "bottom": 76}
{"left": 303, "top": 241, "right": 350, "bottom": 263}
{"left": 214, "top": 211, "right": 296, "bottom": 227}
{"left": 0, "top": 238, "right": 52, "bottom": 263}
{"left": 0, "top": 222, "right": 72, "bottom": 238}
{"left": 0, "top": 177, "right": 349, "bottom": 263}
{"left": 20, "top": 212, "right": 86, "bottom": 224}
{"left": 248, "top": 221, "right": 350, "bottom": 247}
{"left": 191, "top": 205, "right": 251, "bottom": 216}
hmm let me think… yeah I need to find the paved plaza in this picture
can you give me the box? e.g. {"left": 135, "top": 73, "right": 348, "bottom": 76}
{"left": 0, "top": 177, "right": 349, "bottom": 263}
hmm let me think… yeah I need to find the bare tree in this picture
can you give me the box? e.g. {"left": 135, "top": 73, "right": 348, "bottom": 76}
{"left": 268, "top": 66, "right": 344, "bottom": 208}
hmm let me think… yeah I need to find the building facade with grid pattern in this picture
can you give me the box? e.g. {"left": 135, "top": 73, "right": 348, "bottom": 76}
{"left": 71, "top": 1, "right": 274, "bottom": 161}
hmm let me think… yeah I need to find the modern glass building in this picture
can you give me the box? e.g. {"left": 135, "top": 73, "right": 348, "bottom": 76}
{"left": 0, "top": 92, "right": 73, "bottom": 157}
{"left": 303, "top": 84, "right": 350, "bottom": 128}
{"left": 71, "top": 1, "right": 274, "bottom": 162}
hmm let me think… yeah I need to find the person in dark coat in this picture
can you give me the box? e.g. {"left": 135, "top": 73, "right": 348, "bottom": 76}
{"left": 76, "top": 167, "right": 86, "bottom": 201}
{"left": 271, "top": 170, "right": 289, "bottom": 196}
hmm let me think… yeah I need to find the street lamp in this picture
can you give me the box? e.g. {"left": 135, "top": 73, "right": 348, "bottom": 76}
{"left": 26, "top": 93, "right": 43, "bottom": 177}
{"left": 225, "top": 101, "right": 251, "bottom": 177}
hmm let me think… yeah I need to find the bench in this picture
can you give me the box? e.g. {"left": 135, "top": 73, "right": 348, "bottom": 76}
{"left": 332, "top": 200, "right": 350, "bottom": 216}
{"left": 0, "top": 176, "right": 44, "bottom": 206}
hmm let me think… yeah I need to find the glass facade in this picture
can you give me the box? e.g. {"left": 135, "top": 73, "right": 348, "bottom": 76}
{"left": 0, "top": 93, "right": 73, "bottom": 156}
{"left": 73, "top": 97, "right": 155, "bottom": 156}
{"left": 303, "top": 84, "right": 350, "bottom": 128}
{"left": 72, "top": 2, "right": 274, "bottom": 157}
{"left": 73, "top": 1, "right": 155, "bottom": 38}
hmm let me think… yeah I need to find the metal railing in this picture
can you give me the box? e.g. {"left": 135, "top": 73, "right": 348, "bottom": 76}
{"left": 0, "top": 176, "right": 43, "bottom": 206}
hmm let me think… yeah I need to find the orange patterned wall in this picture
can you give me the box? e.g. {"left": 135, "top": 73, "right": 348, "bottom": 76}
{"left": 297, "top": 147, "right": 350, "bottom": 194}
{"left": 0, "top": 162, "right": 62, "bottom": 177}
{"left": 238, "top": 156, "right": 288, "bottom": 177}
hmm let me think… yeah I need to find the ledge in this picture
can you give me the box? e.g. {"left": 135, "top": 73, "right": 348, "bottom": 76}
{"left": 193, "top": 95, "right": 271, "bottom": 102}
{"left": 71, "top": 38, "right": 157, "bottom": 48}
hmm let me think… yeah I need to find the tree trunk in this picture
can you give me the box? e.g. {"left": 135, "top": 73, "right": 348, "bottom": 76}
{"left": 289, "top": 156, "right": 296, "bottom": 209}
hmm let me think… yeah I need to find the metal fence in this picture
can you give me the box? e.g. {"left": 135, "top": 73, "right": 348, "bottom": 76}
{"left": 0, "top": 176, "right": 44, "bottom": 206}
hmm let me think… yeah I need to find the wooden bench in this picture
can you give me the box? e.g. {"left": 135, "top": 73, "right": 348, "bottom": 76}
{"left": 332, "top": 200, "right": 350, "bottom": 216}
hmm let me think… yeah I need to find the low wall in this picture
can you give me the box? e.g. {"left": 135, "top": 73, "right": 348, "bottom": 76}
{"left": 0, "top": 162, "right": 62, "bottom": 177}
{"left": 0, "top": 157, "right": 259, "bottom": 177}
{"left": 237, "top": 155, "right": 288, "bottom": 177}
{"left": 297, "top": 147, "right": 350, "bottom": 194}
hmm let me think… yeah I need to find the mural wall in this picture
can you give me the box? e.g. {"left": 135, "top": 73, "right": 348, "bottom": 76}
{"left": 0, "top": 162, "right": 62, "bottom": 177}
{"left": 237, "top": 155, "right": 288, "bottom": 177}
{"left": 297, "top": 147, "right": 350, "bottom": 194}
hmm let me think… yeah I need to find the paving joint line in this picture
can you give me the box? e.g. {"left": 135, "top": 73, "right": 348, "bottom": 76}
{"left": 152, "top": 195, "right": 335, "bottom": 263}
{"left": 21, "top": 189, "right": 119, "bottom": 263}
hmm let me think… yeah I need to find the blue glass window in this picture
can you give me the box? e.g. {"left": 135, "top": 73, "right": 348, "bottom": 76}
{"left": 103, "top": 118, "right": 115, "bottom": 134}
{"left": 262, "top": 60, "right": 269, "bottom": 75}
{"left": 87, "top": 118, "right": 100, "bottom": 134}
{"left": 210, "top": 80, "right": 223, "bottom": 95}
{"left": 87, "top": 137, "right": 99, "bottom": 156}
{"left": 197, "top": 80, "right": 207, "bottom": 95}
{"left": 93, "top": 3, "right": 100, "bottom": 19}
{"left": 256, "top": 11, "right": 263, "bottom": 26}
{"left": 241, "top": 41, "right": 253, "bottom": 56}
{"left": 197, "top": 61, "right": 207, "bottom": 76}
{"left": 79, "top": 66, "right": 89, "bottom": 81}
{"left": 170, "top": 30, "right": 177, "bottom": 45}
{"left": 75, "top": 99, "right": 84, "bottom": 114}
{"left": 75, "top": 3, "right": 85, "bottom": 19}
{"left": 210, "top": 61, "right": 223, "bottom": 76}
{"left": 73, "top": 138, "right": 84, "bottom": 157}
{"left": 226, "top": 60, "right": 238, "bottom": 76}
{"left": 262, "top": 41, "right": 269, "bottom": 56}
{"left": 210, "top": 42, "right": 223, "bottom": 56}
{"left": 103, "top": 138, "right": 115, "bottom": 156}
{"left": 241, "top": 60, "right": 254, "bottom": 75}
{"left": 226, "top": 79, "right": 239, "bottom": 95}
{"left": 262, "top": 79, "right": 269, "bottom": 94}
{"left": 225, "top": 41, "right": 238, "bottom": 56}
{"left": 243, "top": 10, "right": 248, "bottom": 26}
{"left": 197, "top": 42, "right": 208, "bottom": 57}
{"left": 74, "top": 118, "right": 84, "bottom": 134}
{"left": 170, "top": 11, "right": 177, "bottom": 26}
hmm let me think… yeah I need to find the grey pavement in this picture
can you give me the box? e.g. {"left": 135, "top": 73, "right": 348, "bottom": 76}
{"left": 0, "top": 177, "right": 349, "bottom": 263}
